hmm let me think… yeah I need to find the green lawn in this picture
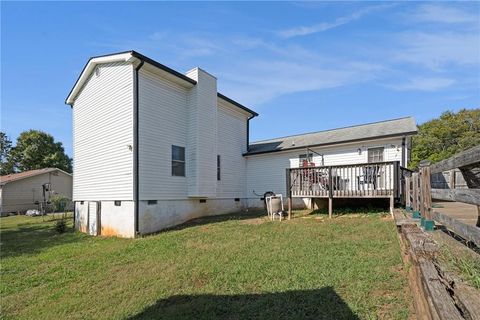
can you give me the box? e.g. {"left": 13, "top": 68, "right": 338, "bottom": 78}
{"left": 1, "top": 211, "right": 411, "bottom": 319}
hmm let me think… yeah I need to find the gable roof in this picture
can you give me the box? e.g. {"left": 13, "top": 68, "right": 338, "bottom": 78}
{"left": 245, "top": 117, "right": 417, "bottom": 156}
{"left": 65, "top": 50, "right": 258, "bottom": 117}
{"left": 0, "top": 168, "right": 71, "bottom": 186}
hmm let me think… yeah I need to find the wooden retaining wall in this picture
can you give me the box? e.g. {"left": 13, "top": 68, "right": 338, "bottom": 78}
{"left": 395, "top": 211, "right": 480, "bottom": 320}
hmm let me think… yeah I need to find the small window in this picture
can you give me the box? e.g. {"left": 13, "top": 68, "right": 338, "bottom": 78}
{"left": 172, "top": 145, "right": 185, "bottom": 176}
{"left": 368, "top": 147, "right": 384, "bottom": 163}
{"left": 217, "top": 155, "right": 221, "bottom": 181}
{"left": 147, "top": 200, "right": 157, "bottom": 205}
{"left": 199, "top": 199, "right": 207, "bottom": 203}
{"left": 114, "top": 201, "right": 121, "bottom": 206}
{"left": 299, "top": 153, "right": 313, "bottom": 167}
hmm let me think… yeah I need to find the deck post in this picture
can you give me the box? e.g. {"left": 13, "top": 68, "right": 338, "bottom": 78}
{"left": 328, "top": 166, "right": 333, "bottom": 218}
{"left": 328, "top": 197, "right": 333, "bottom": 219}
{"left": 393, "top": 161, "right": 399, "bottom": 199}
{"left": 389, "top": 195, "right": 394, "bottom": 217}
{"left": 286, "top": 168, "right": 292, "bottom": 220}
{"left": 421, "top": 164, "right": 432, "bottom": 220}
{"left": 288, "top": 197, "right": 292, "bottom": 220}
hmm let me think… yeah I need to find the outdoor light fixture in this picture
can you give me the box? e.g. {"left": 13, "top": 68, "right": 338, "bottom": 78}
{"left": 357, "top": 148, "right": 362, "bottom": 155}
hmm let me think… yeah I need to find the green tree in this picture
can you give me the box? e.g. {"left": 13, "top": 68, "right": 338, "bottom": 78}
{"left": 410, "top": 109, "right": 480, "bottom": 169}
{"left": 9, "top": 130, "right": 72, "bottom": 173}
{"left": 0, "top": 132, "right": 14, "bottom": 175}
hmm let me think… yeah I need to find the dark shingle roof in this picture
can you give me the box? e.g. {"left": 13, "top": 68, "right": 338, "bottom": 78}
{"left": 246, "top": 117, "right": 417, "bottom": 155}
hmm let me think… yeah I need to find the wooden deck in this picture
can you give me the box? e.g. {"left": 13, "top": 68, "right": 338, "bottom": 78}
{"left": 286, "top": 161, "right": 401, "bottom": 218}
{"left": 287, "top": 161, "right": 400, "bottom": 198}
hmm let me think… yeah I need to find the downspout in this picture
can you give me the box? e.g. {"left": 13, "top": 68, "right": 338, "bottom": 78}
{"left": 246, "top": 116, "right": 252, "bottom": 152}
{"left": 133, "top": 59, "right": 144, "bottom": 236}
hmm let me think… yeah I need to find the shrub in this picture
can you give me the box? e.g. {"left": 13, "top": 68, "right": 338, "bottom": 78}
{"left": 50, "top": 195, "right": 71, "bottom": 212}
{"left": 54, "top": 219, "right": 67, "bottom": 233}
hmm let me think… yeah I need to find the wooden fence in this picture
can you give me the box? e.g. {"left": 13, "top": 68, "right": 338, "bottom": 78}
{"left": 405, "top": 145, "right": 480, "bottom": 246}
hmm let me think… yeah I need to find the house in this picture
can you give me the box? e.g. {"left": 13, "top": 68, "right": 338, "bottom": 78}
{"left": 0, "top": 168, "right": 72, "bottom": 215}
{"left": 66, "top": 51, "right": 417, "bottom": 237}
{"left": 245, "top": 117, "right": 417, "bottom": 210}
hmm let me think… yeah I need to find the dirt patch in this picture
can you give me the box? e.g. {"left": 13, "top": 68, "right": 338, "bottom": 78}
{"left": 240, "top": 217, "right": 267, "bottom": 225}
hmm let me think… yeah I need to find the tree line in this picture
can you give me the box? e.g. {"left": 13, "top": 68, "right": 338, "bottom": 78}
{"left": 410, "top": 108, "right": 480, "bottom": 169}
{"left": 1, "top": 130, "right": 72, "bottom": 175}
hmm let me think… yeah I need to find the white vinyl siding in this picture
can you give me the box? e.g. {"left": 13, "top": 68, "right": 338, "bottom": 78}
{"left": 246, "top": 138, "right": 405, "bottom": 199}
{"left": 246, "top": 152, "right": 293, "bottom": 198}
{"left": 138, "top": 68, "right": 249, "bottom": 200}
{"left": 138, "top": 68, "right": 189, "bottom": 200}
{"left": 185, "top": 69, "right": 217, "bottom": 197}
{"left": 72, "top": 62, "right": 134, "bottom": 200}
{"left": 216, "top": 102, "right": 248, "bottom": 198}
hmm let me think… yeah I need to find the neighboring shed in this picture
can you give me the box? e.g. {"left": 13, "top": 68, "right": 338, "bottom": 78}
{"left": 0, "top": 168, "right": 72, "bottom": 215}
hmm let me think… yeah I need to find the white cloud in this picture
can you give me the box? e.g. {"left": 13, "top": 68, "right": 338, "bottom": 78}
{"left": 394, "top": 32, "right": 480, "bottom": 69}
{"left": 87, "top": 10, "right": 477, "bottom": 107}
{"left": 216, "top": 59, "right": 384, "bottom": 106}
{"left": 278, "top": 4, "right": 395, "bottom": 38}
{"left": 410, "top": 4, "right": 479, "bottom": 24}
{"left": 389, "top": 77, "right": 456, "bottom": 91}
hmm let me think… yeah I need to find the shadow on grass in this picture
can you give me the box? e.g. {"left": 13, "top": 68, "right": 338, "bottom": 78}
{"left": 162, "top": 210, "right": 268, "bottom": 232}
{"left": 128, "top": 287, "right": 359, "bottom": 320}
{"left": 0, "top": 216, "right": 80, "bottom": 259}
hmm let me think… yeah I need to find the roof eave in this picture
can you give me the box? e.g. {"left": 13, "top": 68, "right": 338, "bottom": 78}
{"left": 65, "top": 51, "right": 136, "bottom": 105}
{"left": 66, "top": 51, "right": 258, "bottom": 117}
{"left": 243, "top": 130, "right": 418, "bottom": 156}
{"left": 217, "top": 93, "right": 258, "bottom": 118}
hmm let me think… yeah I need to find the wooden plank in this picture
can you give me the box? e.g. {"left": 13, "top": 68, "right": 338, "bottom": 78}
{"left": 460, "top": 165, "right": 480, "bottom": 188}
{"left": 440, "top": 270, "right": 480, "bottom": 319}
{"left": 419, "top": 259, "right": 463, "bottom": 320}
{"left": 452, "top": 280, "right": 480, "bottom": 319}
{"left": 432, "top": 210, "right": 480, "bottom": 247}
{"left": 405, "top": 176, "right": 411, "bottom": 207}
{"left": 430, "top": 145, "right": 480, "bottom": 174}
{"left": 431, "top": 188, "right": 480, "bottom": 206}
{"left": 413, "top": 173, "right": 419, "bottom": 212}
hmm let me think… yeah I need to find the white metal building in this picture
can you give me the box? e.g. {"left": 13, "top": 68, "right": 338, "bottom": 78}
{"left": 0, "top": 168, "right": 72, "bottom": 215}
{"left": 66, "top": 51, "right": 417, "bottom": 237}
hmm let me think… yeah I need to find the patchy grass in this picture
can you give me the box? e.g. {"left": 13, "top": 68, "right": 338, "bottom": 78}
{"left": 1, "top": 211, "right": 411, "bottom": 319}
{"left": 437, "top": 246, "right": 480, "bottom": 289}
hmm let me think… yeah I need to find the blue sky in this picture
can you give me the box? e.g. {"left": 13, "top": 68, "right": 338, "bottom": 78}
{"left": 2, "top": 1, "right": 479, "bottom": 156}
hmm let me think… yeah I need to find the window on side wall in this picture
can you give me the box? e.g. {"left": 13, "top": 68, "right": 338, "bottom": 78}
{"left": 368, "top": 147, "right": 384, "bottom": 163}
{"left": 172, "top": 145, "right": 185, "bottom": 176}
{"left": 217, "top": 155, "right": 221, "bottom": 181}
